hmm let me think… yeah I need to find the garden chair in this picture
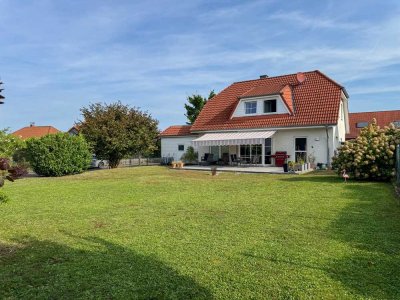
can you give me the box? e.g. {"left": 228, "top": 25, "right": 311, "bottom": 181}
{"left": 230, "top": 154, "right": 240, "bottom": 166}
{"left": 200, "top": 153, "right": 214, "bottom": 165}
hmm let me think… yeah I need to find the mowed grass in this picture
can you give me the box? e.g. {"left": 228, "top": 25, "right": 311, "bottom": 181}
{"left": 0, "top": 167, "right": 399, "bottom": 299}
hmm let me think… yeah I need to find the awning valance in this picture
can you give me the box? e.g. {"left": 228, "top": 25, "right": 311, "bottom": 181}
{"left": 192, "top": 131, "right": 276, "bottom": 147}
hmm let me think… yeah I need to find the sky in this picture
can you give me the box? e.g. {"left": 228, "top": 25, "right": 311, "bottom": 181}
{"left": 0, "top": 0, "right": 400, "bottom": 132}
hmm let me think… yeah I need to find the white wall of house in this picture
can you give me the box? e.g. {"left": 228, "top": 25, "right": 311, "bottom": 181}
{"left": 196, "top": 127, "right": 339, "bottom": 165}
{"left": 231, "top": 95, "right": 289, "bottom": 118}
{"left": 272, "top": 128, "right": 332, "bottom": 165}
{"left": 161, "top": 136, "right": 198, "bottom": 161}
{"left": 336, "top": 96, "right": 349, "bottom": 146}
{"left": 162, "top": 126, "right": 345, "bottom": 165}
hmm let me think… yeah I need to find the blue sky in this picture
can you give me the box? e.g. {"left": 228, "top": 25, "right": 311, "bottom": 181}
{"left": 0, "top": 0, "right": 399, "bottom": 132}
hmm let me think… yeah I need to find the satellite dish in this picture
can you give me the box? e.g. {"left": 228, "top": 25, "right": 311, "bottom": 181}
{"left": 296, "top": 72, "right": 306, "bottom": 84}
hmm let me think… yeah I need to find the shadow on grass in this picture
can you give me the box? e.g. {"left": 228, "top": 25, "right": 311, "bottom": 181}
{"left": 326, "top": 183, "right": 400, "bottom": 299}
{"left": 278, "top": 173, "right": 400, "bottom": 298}
{"left": 0, "top": 236, "right": 212, "bottom": 299}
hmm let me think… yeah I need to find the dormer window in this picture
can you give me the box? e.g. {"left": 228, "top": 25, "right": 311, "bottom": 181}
{"left": 245, "top": 101, "right": 257, "bottom": 114}
{"left": 264, "top": 100, "right": 277, "bottom": 113}
{"left": 356, "top": 122, "right": 368, "bottom": 128}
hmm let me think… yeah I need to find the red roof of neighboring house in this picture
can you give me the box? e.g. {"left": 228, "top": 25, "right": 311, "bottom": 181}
{"left": 191, "top": 70, "right": 345, "bottom": 132}
{"left": 12, "top": 125, "right": 60, "bottom": 140}
{"left": 160, "top": 125, "right": 192, "bottom": 136}
{"left": 346, "top": 110, "right": 400, "bottom": 140}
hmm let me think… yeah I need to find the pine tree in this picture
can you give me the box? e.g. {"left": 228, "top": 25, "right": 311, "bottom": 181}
{"left": 0, "top": 81, "right": 4, "bottom": 104}
{"left": 184, "top": 90, "right": 215, "bottom": 124}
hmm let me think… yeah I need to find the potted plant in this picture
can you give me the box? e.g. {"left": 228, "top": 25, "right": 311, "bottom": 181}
{"left": 180, "top": 146, "right": 198, "bottom": 165}
{"left": 288, "top": 161, "right": 295, "bottom": 173}
{"left": 297, "top": 158, "right": 305, "bottom": 172}
{"left": 308, "top": 153, "right": 316, "bottom": 169}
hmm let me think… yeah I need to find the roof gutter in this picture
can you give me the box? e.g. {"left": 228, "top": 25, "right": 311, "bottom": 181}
{"left": 190, "top": 124, "right": 337, "bottom": 134}
{"left": 325, "top": 125, "right": 331, "bottom": 167}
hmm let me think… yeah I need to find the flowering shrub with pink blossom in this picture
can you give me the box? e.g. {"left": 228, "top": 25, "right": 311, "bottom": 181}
{"left": 332, "top": 119, "right": 400, "bottom": 181}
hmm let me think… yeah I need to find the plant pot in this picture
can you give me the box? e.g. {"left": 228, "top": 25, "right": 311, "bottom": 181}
{"left": 283, "top": 163, "right": 288, "bottom": 173}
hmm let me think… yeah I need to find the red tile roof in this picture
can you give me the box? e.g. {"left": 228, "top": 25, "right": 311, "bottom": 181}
{"left": 346, "top": 110, "right": 400, "bottom": 140}
{"left": 160, "top": 125, "right": 193, "bottom": 136}
{"left": 12, "top": 125, "right": 60, "bottom": 140}
{"left": 191, "top": 70, "right": 345, "bottom": 132}
{"left": 239, "top": 83, "right": 284, "bottom": 98}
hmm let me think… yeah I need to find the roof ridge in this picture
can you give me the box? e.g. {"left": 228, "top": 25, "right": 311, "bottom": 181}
{"left": 21, "top": 125, "right": 55, "bottom": 128}
{"left": 232, "top": 70, "right": 318, "bottom": 84}
{"left": 350, "top": 109, "right": 400, "bottom": 114}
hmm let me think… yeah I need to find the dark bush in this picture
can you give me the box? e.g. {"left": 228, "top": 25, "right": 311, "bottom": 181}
{"left": 0, "top": 157, "right": 28, "bottom": 202}
{"left": 26, "top": 133, "right": 92, "bottom": 177}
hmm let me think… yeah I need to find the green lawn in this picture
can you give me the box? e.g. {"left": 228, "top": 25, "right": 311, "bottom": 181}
{"left": 0, "top": 167, "right": 399, "bottom": 299}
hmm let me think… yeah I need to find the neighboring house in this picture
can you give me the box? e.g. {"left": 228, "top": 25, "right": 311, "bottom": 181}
{"left": 160, "top": 70, "right": 350, "bottom": 166}
{"left": 12, "top": 123, "right": 60, "bottom": 140}
{"left": 346, "top": 110, "right": 400, "bottom": 140}
{"left": 67, "top": 125, "right": 80, "bottom": 136}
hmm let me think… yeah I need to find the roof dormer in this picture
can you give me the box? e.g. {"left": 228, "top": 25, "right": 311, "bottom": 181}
{"left": 230, "top": 84, "right": 294, "bottom": 118}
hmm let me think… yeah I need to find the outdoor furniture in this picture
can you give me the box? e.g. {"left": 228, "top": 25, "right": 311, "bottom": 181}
{"left": 171, "top": 161, "right": 185, "bottom": 168}
{"left": 218, "top": 153, "right": 230, "bottom": 165}
{"left": 251, "top": 155, "right": 260, "bottom": 166}
{"left": 200, "top": 153, "right": 214, "bottom": 165}
{"left": 200, "top": 153, "right": 210, "bottom": 165}
{"left": 230, "top": 154, "right": 240, "bottom": 166}
{"left": 271, "top": 152, "right": 290, "bottom": 167}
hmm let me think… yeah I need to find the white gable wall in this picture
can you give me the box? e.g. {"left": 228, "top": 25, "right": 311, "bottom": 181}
{"left": 231, "top": 95, "right": 289, "bottom": 118}
{"left": 161, "top": 136, "right": 197, "bottom": 161}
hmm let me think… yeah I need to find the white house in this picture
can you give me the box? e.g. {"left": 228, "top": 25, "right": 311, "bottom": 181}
{"left": 160, "top": 70, "right": 350, "bottom": 166}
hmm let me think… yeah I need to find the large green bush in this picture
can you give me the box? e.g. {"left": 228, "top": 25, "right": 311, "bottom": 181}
{"left": 332, "top": 119, "right": 400, "bottom": 180}
{"left": 26, "top": 133, "right": 92, "bottom": 177}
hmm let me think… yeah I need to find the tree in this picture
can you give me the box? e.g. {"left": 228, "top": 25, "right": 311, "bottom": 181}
{"left": 0, "top": 80, "right": 5, "bottom": 104}
{"left": 79, "top": 102, "right": 159, "bottom": 168}
{"left": 332, "top": 119, "right": 400, "bottom": 181}
{"left": 184, "top": 90, "right": 215, "bottom": 124}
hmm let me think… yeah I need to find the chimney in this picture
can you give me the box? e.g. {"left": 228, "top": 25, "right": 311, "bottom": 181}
{"left": 30, "top": 122, "right": 35, "bottom": 127}
{"left": 259, "top": 75, "right": 268, "bottom": 79}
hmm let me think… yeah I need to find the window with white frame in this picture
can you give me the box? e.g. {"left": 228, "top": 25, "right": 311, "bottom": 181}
{"left": 178, "top": 144, "right": 184, "bottom": 151}
{"left": 245, "top": 101, "right": 257, "bottom": 114}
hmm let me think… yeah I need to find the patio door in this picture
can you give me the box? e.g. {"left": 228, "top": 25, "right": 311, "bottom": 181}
{"left": 210, "top": 146, "right": 220, "bottom": 161}
{"left": 295, "top": 138, "right": 307, "bottom": 162}
{"left": 264, "top": 138, "right": 272, "bottom": 165}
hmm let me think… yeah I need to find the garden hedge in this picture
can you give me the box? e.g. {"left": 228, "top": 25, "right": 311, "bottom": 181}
{"left": 26, "top": 133, "right": 92, "bottom": 177}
